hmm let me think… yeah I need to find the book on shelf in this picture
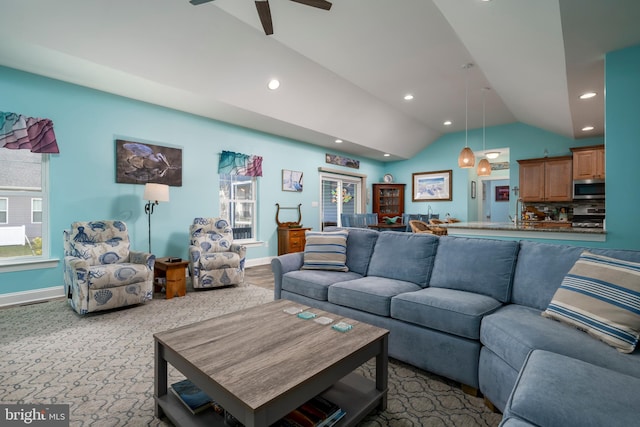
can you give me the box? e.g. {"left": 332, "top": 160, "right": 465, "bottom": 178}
{"left": 272, "top": 395, "right": 344, "bottom": 427}
{"left": 170, "top": 379, "right": 213, "bottom": 414}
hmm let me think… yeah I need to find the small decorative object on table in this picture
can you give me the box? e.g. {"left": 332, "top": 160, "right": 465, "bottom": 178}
{"left": 332, "top": 321, "right": 353, "bottom": 332}
{"left": 382, "top": 216, "right": 401, "bottom": 224}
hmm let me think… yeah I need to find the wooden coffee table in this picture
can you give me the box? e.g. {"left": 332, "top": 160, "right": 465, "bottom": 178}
{"left": 154, "top": 300, "right": 389, "bottom": 427}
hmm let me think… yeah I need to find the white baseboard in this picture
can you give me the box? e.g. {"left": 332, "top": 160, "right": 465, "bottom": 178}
{"left": 0, "top": 286, "right": 65, "bottom": 308}
{"left": 245, "top": 256, "right": 275, "bottom": 268}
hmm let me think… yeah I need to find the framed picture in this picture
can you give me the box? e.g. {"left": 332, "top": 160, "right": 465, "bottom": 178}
{"left": 282, "top": 169, "right": 303, "bottom": 192}
{"left": 471, "top": 180, "right": 477, "bottom": 199}
{"left": 325, "top": 153, "right": 360, "bottom": 169}
{"left": 495, "top": 185, "right": 510, "bottom": 201}
{"left": 115, "top": 139, "right": 182, "bottom": 186}
{"left": 412, "top": 170, "right": 452, "bottom": 201}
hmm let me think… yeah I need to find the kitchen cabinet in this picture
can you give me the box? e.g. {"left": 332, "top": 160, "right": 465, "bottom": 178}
{"left": 277, "top": 227, "right": 311, "bottom": 255}
{"left": 571, "top": 145, "right": 605, "bottom": 180}
{"left": 517, "top": 156, "right": 572, "bottom": 202}
{"left": 372, "top": 183, "right": 405, "bottom": 220}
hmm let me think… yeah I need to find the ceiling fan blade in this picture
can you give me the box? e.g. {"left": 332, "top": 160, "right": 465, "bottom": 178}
{"left": 189, "top": 0, "right": 215, "bottom": 5}
{"left": 289, "top": 0, "right": 332, "bottom": 11}
{"left": 255, "top": 1, "right": 274, "bottom": 35}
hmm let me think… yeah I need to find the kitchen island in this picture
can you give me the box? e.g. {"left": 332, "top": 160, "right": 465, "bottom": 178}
{"left": 443, "top": 221, "right": 606, "bottom": 242}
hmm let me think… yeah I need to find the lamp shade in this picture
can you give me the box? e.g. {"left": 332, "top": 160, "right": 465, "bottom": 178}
{"left": 458, "top": 147, "right": 475, "bottom": 168}
{"left": 477, "top": 158, "right": 492, "bottom": 176}
{"left": 143, "top": 183, "right": 170, "bottom": 203}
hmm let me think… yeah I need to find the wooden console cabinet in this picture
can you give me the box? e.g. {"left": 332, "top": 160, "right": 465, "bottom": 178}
{"left": 277, "top": 227, "right": 311, "bottom": 255}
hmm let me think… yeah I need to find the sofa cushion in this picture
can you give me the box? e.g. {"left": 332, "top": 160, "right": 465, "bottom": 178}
{"left": 344, "top": 228, "right": 379, "bottom": 275}
{"left": 328, "top": 276, "right": 421, "bottom": 317}
{"left": 512, "top": 241, "right": 640, "bottom": 311}
{"left": 480, "top": 304, "right": 640, "bottom": 379}
{"left": 391, "top": 288, "right": 502, "bottom": 340}
{"left": 301, "top": 230, "right": 349, "bottom": 272}
{"left": 503, "top": 350, "right": 640, "bottom": 427}
{"left": 282, "top": 270, "right": 363, "bottom": 301}
{"left": 429, "top": 236, "right": 519, "bottom": 302}
{"left": 366, "top": 232, "right": 439, "bottom": 287}
{"left": 542, "top": 251, "right": 640, "bottom": 353}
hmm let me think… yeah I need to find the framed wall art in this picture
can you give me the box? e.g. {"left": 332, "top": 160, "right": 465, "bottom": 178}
{"left": 412, "top": 170, "right": 452, "bottom": 201}
{"left": 325, "top": 153, "right": 360, "bottom": 169}
{"left": 471, "top": 180, "right": 477, "bottom": 199}
{"left": 115, "top": 139, "right": 182, "bottom": 186}
{"left": 282, "top": 169, "right": 303, "bottom": 192}
{"left": 495, "top": 185, "right": 510, "bottom": 201}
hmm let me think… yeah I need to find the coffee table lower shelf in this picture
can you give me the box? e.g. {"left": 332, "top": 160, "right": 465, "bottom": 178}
{"left": 156, "top": 371, "right": 385, "bottom": 427}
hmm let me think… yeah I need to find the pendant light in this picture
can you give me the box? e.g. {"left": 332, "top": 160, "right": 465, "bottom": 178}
{"left": 477, "top": 87, "right": 492, "bottom": 177}
{"left": 458, "top": 63, "right": 475, "bottom": 168}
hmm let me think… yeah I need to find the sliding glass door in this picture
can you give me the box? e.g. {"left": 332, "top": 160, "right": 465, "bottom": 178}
{"left": 319, "top": 173, "right": 362, "bottom": 230}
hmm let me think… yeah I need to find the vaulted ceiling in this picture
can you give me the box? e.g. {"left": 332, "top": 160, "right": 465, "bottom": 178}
{"left": 1, "top": 0, "right": 639, "bottom": 161}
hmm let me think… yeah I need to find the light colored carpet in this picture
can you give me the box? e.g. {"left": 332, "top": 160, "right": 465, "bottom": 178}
{"left": 0, "top": 285, "right": 501, "bottom": 427}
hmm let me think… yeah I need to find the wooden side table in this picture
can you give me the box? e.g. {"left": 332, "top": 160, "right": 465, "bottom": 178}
{"left": 277, "top": 227, "right": 311, "bottom": 255}
{"left": 154, "top": 257, "right": 190, "bottom": 299}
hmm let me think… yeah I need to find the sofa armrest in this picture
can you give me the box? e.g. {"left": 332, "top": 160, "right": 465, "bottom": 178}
{"left": 129, "top": 251, "right": 155, "bottom": 270}
{"left": 271, "top": 252, "right": 304, "bottom": 299}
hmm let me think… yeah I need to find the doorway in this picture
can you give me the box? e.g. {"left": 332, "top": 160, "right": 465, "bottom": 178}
{"left": 478, "top": 178, "right": 510, "bottom": 222}
{"left": 319, "top": 172, "right": 363, "bottom": 230}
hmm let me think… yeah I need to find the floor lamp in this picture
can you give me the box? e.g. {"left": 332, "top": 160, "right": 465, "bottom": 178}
{"left": 143, "top": 183, "right": 170, "bottom": 254}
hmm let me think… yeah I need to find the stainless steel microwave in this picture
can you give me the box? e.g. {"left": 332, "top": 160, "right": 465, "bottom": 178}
{"left": 573, "top": 179, "right": 605, "bottom": 200}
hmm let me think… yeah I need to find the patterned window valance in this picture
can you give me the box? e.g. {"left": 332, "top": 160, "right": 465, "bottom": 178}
{"left": 0, "top": 112, "right": 60, "bottom": 153}
{"left": 218, "top": 150, "right": 263, "bottom": 177}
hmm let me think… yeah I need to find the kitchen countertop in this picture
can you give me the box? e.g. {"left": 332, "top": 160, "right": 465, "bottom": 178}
{"left": 442, "top": 221, "right": 606, "bottom": 242}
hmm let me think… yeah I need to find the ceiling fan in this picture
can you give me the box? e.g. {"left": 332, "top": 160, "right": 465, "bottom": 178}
{"left": 189, "top": 0, "right": 332, "bottom": 35}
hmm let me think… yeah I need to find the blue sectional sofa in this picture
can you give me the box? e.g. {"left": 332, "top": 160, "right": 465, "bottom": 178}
{"left": 271, "top": 228, "right": 640, "bottom": 426}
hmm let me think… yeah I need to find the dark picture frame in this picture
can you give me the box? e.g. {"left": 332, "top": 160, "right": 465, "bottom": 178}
{"left": 495, "top": 185, "right": 510, "bottom": 202}
{"left": 115, "top": 139, "right": 182, "bottom": 186}
{"left": 412, "top": 170, "right": 452, "bottom": 201}
{"left": 471, "top": 180, "right": 477, "bottom": 199}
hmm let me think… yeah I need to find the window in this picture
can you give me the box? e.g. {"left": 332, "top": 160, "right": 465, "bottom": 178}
{"left": 219, "top": 174, "right": 257, "bottom": 241}
{"left": 32, "top": 198, "right": 43, "bottom": 223}
{"left": 0, "top": 149, "right": 49, "bottom": 261}
{"left": 0, "top": 198, "right": 7, "bottom": 224}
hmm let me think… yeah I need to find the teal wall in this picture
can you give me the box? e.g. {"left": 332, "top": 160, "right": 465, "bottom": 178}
{"left": 605, "top": 44, "right": 640, "bottom": 249}
{"left": 1, "top": 41, "right": 639, "bottom": 295}
{"left": 0, "top": 66, "right": 383, "bottom": 293}
{"left": 387, "top": 122, "right": 603, "bottom": 220}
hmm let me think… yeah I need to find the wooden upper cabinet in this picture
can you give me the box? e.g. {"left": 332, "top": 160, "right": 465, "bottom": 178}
{"left": 518, "top": 156, "right": 572, "bottom": 202}
{"left": 372, "top": 183, "right": 405, "bottom": 220}
{"left": 571, "top": 145, "right": 605, "bottom": 180}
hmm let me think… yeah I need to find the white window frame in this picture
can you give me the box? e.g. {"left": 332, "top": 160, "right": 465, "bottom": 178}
{"left": 219, "top": 174, "right": 258, "bottom": 244}
{"left": 0, "top": 152, "right": 53, "bottom": 270}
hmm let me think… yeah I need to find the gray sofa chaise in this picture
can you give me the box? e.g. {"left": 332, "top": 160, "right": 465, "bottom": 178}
{"left": 271, "top": 227, "right": 640, "bottom": 426}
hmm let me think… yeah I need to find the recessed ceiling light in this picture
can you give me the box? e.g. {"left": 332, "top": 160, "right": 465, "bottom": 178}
{"left": 582, "top": 126, "right": 595, "bottom": 131}
{"left": 268, "top": 79, "right": 280, "bottom": 90}
{"left": 485, "top": 151, "right": 500, "bottom": 159}
{"left": 404, "top": 94, "right": 414, "bottom": 101}
{"left": 443, "top": 120, "right": 452, "bottom": 126}
{"left": 579, "top": 92, "right": 597, "bottom": 100}
{"left": 383, "top": 153, "right": 390, "bottom": 157}
{"left": 334, "top": 139, "right": 343, "bottom": 144}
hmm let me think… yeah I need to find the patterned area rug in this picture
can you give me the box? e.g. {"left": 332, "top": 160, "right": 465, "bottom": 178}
{"left": 0, "top": 285, "right": 501, "bottom": 426}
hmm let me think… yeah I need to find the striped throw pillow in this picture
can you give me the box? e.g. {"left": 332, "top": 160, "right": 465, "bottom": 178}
{"left": 542, "top": 251, "right": 640, "bottom": 353}
{"left": 301, "top": 230, "right": 349, "bottom": 272}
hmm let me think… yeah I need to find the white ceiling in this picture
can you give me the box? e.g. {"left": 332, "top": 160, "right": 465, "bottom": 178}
{"left": 1, "top": 0, "right": 639, "bottom": 161}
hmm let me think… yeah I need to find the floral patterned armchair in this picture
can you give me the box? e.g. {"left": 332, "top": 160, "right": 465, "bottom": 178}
{"left": 188, "top": 218, "right": 246, "bottom": 288}
{"left": 63, "top": 220, "right": 155, "bottom": 315}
